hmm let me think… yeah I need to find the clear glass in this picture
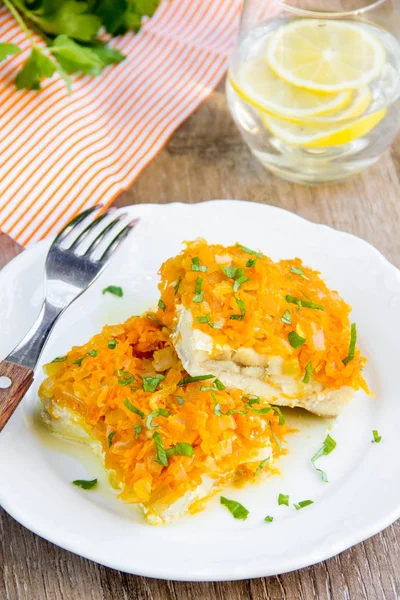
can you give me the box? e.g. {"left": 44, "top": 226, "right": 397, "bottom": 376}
{"left": 226, "top": 0, "right": 400, "bottom": 184}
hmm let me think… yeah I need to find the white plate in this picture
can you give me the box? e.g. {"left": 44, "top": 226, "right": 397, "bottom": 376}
{"left": 1, "top": 200, "right": 399, "bottom": 581}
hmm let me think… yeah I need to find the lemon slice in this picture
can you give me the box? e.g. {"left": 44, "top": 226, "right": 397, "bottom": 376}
{"left": 267, "top": 19, "right": 386, "bottom": 93}
{"left": 261, "top": 97, "right": 386, "bottom": 148}
{"left": 229, "top": 59, "right": 351, "bottom": 121}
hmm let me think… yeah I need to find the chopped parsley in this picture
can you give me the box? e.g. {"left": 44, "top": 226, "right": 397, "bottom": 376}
{"left": 230, "top": 296, "right": 246, "bottom": 321}
{"left": 102, "top": 285, "right": 123, "bottom": 297}
{"left": 158, "top": 299, "right": 166, "bottom": 311}
{"left": 174, "top": 277, "right": 182, "bottom": 295}
{"left": 73, "top": 349, "right": 98, "bottom": 366}
{"left": 178, "top": 374, "right": 215, "bottom": 386}
{"left": 221, "top": 266, "right": 249, "bottom": 291}
{"left": 152, "top": 432, "right": 168, "bottom": 467}
{"left": 118, "top": 371, "right": 134, "bottom": 386}
{"left": 200, "top": 379, "right": 225, "bottom": 392}
{"left": 233, "top": 276, "right": 249, "bottom": 292}
{"left": 108, "top": 431, "right": 116, "bottom": 447}
{"left": 288, "top": 331, "right": 306, "bottom": 349}
{"left": 133, "top": 424, "right": 142, "bottom": 439}
{"left": 281, "top": 309, "right": 291, "bottom": 325}
{"left": 142, "top": 374, "right": 165, "bottom": 392}
{"left": 285, "top": 295, "right": 324, "bottom": 311}
{"left": 175, "top": 395, "right": 185, "bottom": 405}
{"left": 108, "top": 339, "right": 118, "bottom": 350}
{"left": 235, "top": 243, "right": 263, "bottom": 259}
{"left": 209, "top": 322, "right": 222, "bottom": 329}
{"left": 302, "top": 362, "right": 313, "bottom": 384}
{"left": 165, "top": 442, "right": 194, "bottom": 459}
{"left": 147, "top": 314, "right": 168, "bottom": 328}
{"left": 191, "top": 257, "right": 208, "bottom": 272}
{"left": 254, "top": 457, "right": 270, "bottom": 477}
{"left": 196, "top": 314, "right": 210, "bottom": 324}
{"left": 278, "top": 493, "right": 289, "bottom": 506}
{"left": 193, "top": 277, "right": 204, "bottom": 303}
{"left": 72, "top": 478, "right": 97, "bottom": 490}
{"left": 311, "top": 434, "right": 337, "bottom": 482}
{"left": 220, "top": 496, "right": 249, "bottom": 520}
{"left": 264, "top": 515, "right": 273, "bottom": 523}
{"left": 272, "top": 406, "right": 285, "bottom": 425}
{"left": 290, "top": 266, "right": 308, "bottom": 279}
{"left": 124, "top": 399, "right": 145, "bottom": 419}
{"left": 246, "top": 258, "right": 257, "bottom": 268}
{"left": 146, "top": 408, "right": 170, "bottom": 430}
{"left": 51, "top": 356, "right": 67, "bottom": 363}
{"left": 343, "top": 323, "right": 357, "bottom": 365}
{"left": 372, "top": 430, "right": 382, "bottom": 443}
{"left": 294, "top": 500, "right": 313, "bottom": 510}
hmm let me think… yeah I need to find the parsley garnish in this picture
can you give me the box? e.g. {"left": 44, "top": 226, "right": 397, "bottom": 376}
{"left": 311, "top": 434, "right": 337, "bottom": 482}
{"left": 200, "top": 379, "right": 225, "bottom": 392}
{"left": 133, "top": 424, "right": 142, "bottom": 439}
{"left": 285, "top": 295, "right": 324, "bottom": 311}
{"left": 196, "top": 314, "right": 210, "bottom": 324}
{"left": 191, "top": 257, "right": 208, "bottom": 272}
{"left": 142, "top": 375, "right": 165, "bottom": 392}
{"left": 343, "top": 323, "right": 357, "bottom": 365}
{"left": 51, "top": 355, "right": 67, "bottom": 363}
{"left": 175, "top": 395, "right": 185, "bottom": 405}
{"left": 246, "top": 258, "right": 257, "bottom": 267}
{"left": 146, "top": 408, "right": 170, "bottom": 430}
{"left": 372, "top": 430, "right": 382, "bottom": 443}
{"left": 254, "top": 457, "right": 270, "bottom": 477}
{"left": 235, "top": 243, "right": 263, "bottom": 259}
{"left": 147, "top": 314, "right": 168, "bottom": 328}
{"left": 230, "top": 296, "right": 246, "bottom": 321}
{"left": 302, "top": 362, "right": 313, "bottom": 384}
{"left": 124, "top": 399, "right": 145, "bottom": 419}
{"left": 294, "top": 500, "right": 313, "bottom": 510}
{"left": 221, "top": 266, "right": 249, "bottom": 291}
{"left": 108, "top": 339, "right": 118, "bottom": 350}
{"left": 290, "top": 266, "right": 308, "bottom": 279}
{"left": 178, "top": 374, "right": 214, "bottom": 386}
{"left": 193, "top": 277, "right": 204, "bottom": 303}
{"left": 158, "top": 299, "right": 166, "bottom": 311}
{"left": 278, "top": 493, "right": 289, "bottom": 506}
{"left": 118, "top": 371, "right": 134, "bottom": 386}
{"left": 102, "top": 286, "right": 123, "bottom": 297}
{"left": 174, "top": 277, "right": 182, "bottom": 295}
{"left": 152, "top": 432, "right": 168, "bottom": 467}
{"left": 220, "top": 496, "right": 249, "bottom": 520}
{"left": 264, "top": 515, "right": 273, "bottom": 523}
{"left": 72, "top": 478, "right": 97, "bottom": 490}
{"left": 165, "top": 442, "right": 194, "bottom": 459}
{"left": 73, "top": 349, "right": 98, "bottom": 366}
{"left": 281, "top": 309, "right": 291, "bottom": 325}
{"left": 288, "top": 331, "right": 306, "bottom": 348}
{"left": 108, "top": 431, "right": 116, "bottom": 447}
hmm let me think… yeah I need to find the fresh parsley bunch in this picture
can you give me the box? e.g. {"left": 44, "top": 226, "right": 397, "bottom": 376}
{"left": 0, "top": 0, "right": 161, "bottom": 91}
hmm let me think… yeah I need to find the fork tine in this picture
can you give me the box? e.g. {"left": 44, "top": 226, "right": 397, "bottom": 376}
{"left": 99, "top": 218, "right": 139, "bottom": 263}
{"left": 53, "top": 205, "right": 103, "bottom": 246}
{"left": 84, "top": 213, "right": 129, "bottom": 258}
{"left": 68, "top": 207, "right": 116, "bottom": 251}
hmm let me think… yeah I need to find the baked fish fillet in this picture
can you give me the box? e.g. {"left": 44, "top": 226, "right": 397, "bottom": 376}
{"left": 39, "top": 315, "right": 288, "bottom": 524}
{"left": 157, "top": 240, "right": 370, "bottom": 418}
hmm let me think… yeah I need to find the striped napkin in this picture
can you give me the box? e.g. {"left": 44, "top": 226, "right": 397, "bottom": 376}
{"left": 0, "top": 0, "right": 241, "bottom": 246}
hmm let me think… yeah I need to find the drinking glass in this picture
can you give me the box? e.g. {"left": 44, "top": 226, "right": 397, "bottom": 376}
{"left": 227, "top": 1, "right": 400, "bottom": 184}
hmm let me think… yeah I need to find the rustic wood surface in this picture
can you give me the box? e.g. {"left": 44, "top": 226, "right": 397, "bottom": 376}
{"left": 0, "top": 360, "right": 34, "bottom": 432}
{"left": 1, "top": 81, "right": 400, "bottom": 600}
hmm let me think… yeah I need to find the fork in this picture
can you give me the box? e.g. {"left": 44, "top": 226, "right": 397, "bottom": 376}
{"left": 0, "top": 205, "right": 138, "bottom": 432}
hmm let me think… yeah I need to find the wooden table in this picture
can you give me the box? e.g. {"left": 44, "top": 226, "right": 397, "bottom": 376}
{"left": 1, "top": 80, "right": 400, "bottom": 600}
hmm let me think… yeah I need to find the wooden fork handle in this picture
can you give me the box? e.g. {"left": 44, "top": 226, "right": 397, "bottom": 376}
{"left": 0, "top": 360, "right": 34, "bottom": 432}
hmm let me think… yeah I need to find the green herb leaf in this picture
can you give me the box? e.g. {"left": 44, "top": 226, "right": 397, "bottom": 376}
{"left": 102, "top": 285, "right": 123, "bottom": 297}
{"left": 133, "top": 424, "right": 142, "bottom": 439}
{"left": 146, "top": 314, "right": 168, "bottom": 328}
{"left": 178, "top": 374, "right": 215, "bottom": 386}
{"left": 278, "top": 493, "right": 289, "bottom": 506}
{"left": 288, "top": 331, "right": 306, "bottom": 349}
{"left": 196, "top": 314, "right": 210, "bottom": 324}
{"left": 264, "top": 515, "right": 273, "bottom": 523}
{"left": 222, "top": 265, "right": 239, "bottom": 278}
{"left": 215, "top": 379, "right": 225, "bottom": 390}
{"left": 108, "top": 339, "right": 118, "bottom": 350}
{"left": 0, "top": 43, "right": 20, "bottom": 62}
{"left": 88, "top": 349, "right": 98, "bottom": 357}
{"left": 220, "top": 496, "right": 249, "bottom": 520}
{"left": 285, "top": 295, "right": 324, "bottom": 311}
{"left": 51, "top": 356, "right": 67, "bottom": 363}
{"left": 174, "top": 277, "right": 182, "bottom": 295}
{"left": 230, "top": 296, "right": 246, "bottom": 321}
{"left": 158, "top": 299, "right": 166, "bottom": 311}
{"left": 73, "top": 349, "right": 98, "bottom": 366}
{"left": 165, "top": 442, "right": 194, "bottom": 459}
{"left": 152, "top": 431, "right": 168, "bottom": 467}
{"left": 343, "top": 323, "right": 357, "bottom": 365}
{"left": 89, "top": 42, "right": 125, "bottom": 66}
{"left": 191, "top": 257, "right": 208, "bottom": 272}
{"left": 281, "top": 309, "right": 291, "bottom": 325}
{"left": 271, "top": 406, "right": 285, "bottom": 425}
{"left": 209, "top": 322, "right": 222, "bottom": 329}
{"left": 146, "top": 408, "right": 170, "bottom": 430}
{"left": 294, "top": 500, "right": 313, "bottom": 510}
{"left": 108, "top": 431, "right": 116, "bottom": 447}
{"left": 51, "top": 35, "right": 104, "bottom": 75}
{"left": 271, "top": 430, "right": 282, "bottom": 451}
{"left": 118, "top": 372, "right": 134, "bottom": 386}
{"left": 212, "top": 392, "right": 222, "bottom": 417}
{"left": 290, "top": 266, "right": 308, "bottom": 279}
{"left": 175, "top": 395, "right": 185, "bottom": 405}
{"left": 16, "top": 47, "right": 56, "bottom": 90}
{"left": 235, "top": 243, "right": 263, "bottom": 259}
{"left": 94, "top": 0, "right": 127, "bottom": 34}
{"left": 72, "top": 478, "right": 97, "bottom": 490}
{"left": 233, "top": 276, "right": 249, "bottom": 292}
{"left": 254, "top": 457, "right": 270, "bottom": 477}
{"left": 246, "top": 258, "right": 257, "bottom": 268}
{"left": 302, "top": 362, "right": 313, "bottom": 384}
{"left": 28, "top": 1, "right": 101, "bottom": 42}
{"left": 124, "top": 399, "right": 145, "bottom": 419}
{"left": 372, "top": 430, "right": 382, "bottom": 443}
{"left": 193, "top": 277, "right": 204, "bottom": 303}
{"left": 311, "top": 434, "right": 337, "bottom": 482}
{"left": 142, "top": 374, "right": 165, "bottom": 392}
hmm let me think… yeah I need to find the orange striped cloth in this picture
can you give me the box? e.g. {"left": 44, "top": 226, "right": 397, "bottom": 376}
{"left": 0, "top": 0, "right": 242, "bottom": 245}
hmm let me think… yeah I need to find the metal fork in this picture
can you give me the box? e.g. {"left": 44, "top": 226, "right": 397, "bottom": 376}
{"left": 0, "top": 205, "right": 138, "bottom": 432}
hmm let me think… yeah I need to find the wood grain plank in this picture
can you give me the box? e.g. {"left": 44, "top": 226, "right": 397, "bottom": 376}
{"left": 1, "top": 79, "right": 399, "bottom": 600}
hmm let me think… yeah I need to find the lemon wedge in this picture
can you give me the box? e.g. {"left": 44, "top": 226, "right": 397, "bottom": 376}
{"left": 229, "top": 59, "right": 351, "bottom": 121}
{"left": 267, "top": 19, "right": 386, "bottom": 93}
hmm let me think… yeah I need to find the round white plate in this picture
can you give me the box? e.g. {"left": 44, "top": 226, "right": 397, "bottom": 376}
{"left": 1, "top": 200, "right": 399, "bottom": 581}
